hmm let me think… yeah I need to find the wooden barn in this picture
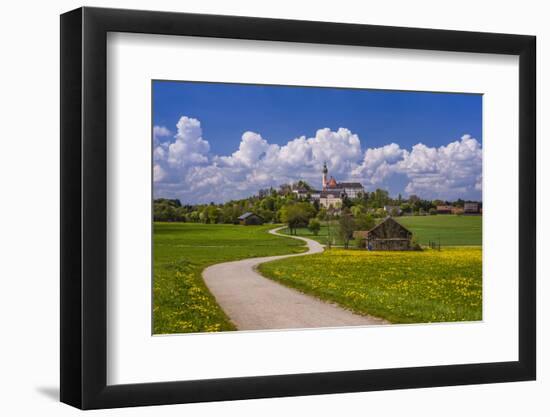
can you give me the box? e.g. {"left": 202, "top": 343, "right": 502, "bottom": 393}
{"left": 361, "top": 217, "right": 414, "bottom": 251}
{"left": 237, "top": 212, "right": 264, "bottom": 225}
{"left": 436, "top": 205, "right": 453, "bottom": 214}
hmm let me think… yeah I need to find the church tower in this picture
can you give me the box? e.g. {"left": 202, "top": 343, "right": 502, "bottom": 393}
{"left": 322, "top": 161, "right": 328, "bottom": 190}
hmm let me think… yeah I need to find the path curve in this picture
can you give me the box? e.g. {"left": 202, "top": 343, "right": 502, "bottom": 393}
{"left": 202, "top": 226, "right": 388, "bottom": 330}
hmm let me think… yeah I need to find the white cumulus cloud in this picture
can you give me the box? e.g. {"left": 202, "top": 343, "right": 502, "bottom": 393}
{"left": 153, "top": 116, "right": 210, "bottom": 187}
{"left": 397, "top": 134, "right": 483, "bottom": 199}
{"left": 153, "top": 125, "right": 171, "bottom": 145}
{"left": 153, "top": 116, "right": 482, "bottom": 203}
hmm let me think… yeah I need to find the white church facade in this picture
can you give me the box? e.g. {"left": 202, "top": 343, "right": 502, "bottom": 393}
{"left": 318, "top": 162, "right": 364, "bottom": 208}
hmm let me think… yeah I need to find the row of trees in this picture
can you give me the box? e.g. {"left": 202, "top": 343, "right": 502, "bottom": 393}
{"left": 154, "top": 181, "right": 481, "bottom": 224}
{"left": 281, "top": 203, "right": 375, "bottom": 246}
{"left": 153, "top": 193, "right": 313, "bottom": 224}
{"left": 338, "top": 189, "right": 479, "bottom": 214}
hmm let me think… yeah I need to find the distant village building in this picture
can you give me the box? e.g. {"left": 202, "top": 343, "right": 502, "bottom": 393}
{"left": 436, "top": 205, "right": 453, "bottom": 214}
{"left": 464, "top": 202, "right": 480, "bottom": 214}
{"left": 310, "top": 190, "right": 321, "bottom": 200}
{"left": 356, "top": 217, "right": 414, "bottom": 251}
{"left": 237, "top": 212, "right": 264, "bottom": 225}
{"left": 316, "top": 162, "right": 364, "bottom": 208}
{"left": 337, "top": 182, "right": 364, "bottom": 199}
{"left": 291, "top": 188, "right": 310, "bottom": 199}
{"left": 384, "top": 205, "right": 402, "bottom": 216}
{"left": 319, "top": 190, "right": 343, "bottom": 209}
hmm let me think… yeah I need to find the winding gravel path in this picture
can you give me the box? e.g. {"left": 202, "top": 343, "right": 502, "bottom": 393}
{"left": 202, "top": 226, "right": 388, "bottom": 330}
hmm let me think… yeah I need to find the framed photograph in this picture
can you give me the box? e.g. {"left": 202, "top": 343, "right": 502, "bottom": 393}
{"left": 60, "top": 7, "right": 536, "bottom": 409}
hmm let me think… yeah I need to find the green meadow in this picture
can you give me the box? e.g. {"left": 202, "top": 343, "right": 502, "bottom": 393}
{"left": 259, "top": 247, "right": 482, "bottom": 324}
{"left": 279, "top": 223, "right": 344, "bottom": 246}
{"left": 396, "top": 215, "right": 482, "bottom": 246}
{"left": 279, "top": 215, "right": 482, "bottom": 247}
{"left": 153, "top": 223, "right": 306, "bottom": 334}
{"left": 154, "top": 216, "right": 482, "bottom": 333}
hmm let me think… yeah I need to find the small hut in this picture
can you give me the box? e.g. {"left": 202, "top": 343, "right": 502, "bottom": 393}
{"left": 361, "top": 217, "right": 413, "bottom": 251}
{"left": 237, "top": 212, "right": 264, "bottom": 225}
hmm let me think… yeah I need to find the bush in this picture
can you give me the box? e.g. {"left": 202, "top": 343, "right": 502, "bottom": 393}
{"left": 280, "top": 202, "right": 316, "bottom": 234}
{"left": 308, "top": 218, "right": 321, "bottom": 235}
{"left": 390, "top": 208, "right": 401, "bottom": 217}
{"left": 410, "top": 236, "right": 422, "bottom": 251}
{"left": 355, "top": 213, "right": 375, "bottom": 231}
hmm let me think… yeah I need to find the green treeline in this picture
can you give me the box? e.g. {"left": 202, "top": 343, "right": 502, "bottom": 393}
{"left": 154, "top": 182, "right": 480, "bottom": 225}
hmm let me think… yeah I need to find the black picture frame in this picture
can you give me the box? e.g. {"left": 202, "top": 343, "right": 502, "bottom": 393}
{"left": 60, "top": 6, "right": 536, "bottom": 410}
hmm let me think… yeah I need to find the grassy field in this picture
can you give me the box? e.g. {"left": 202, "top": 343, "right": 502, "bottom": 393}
{"left": 153, "top": 223, "right": 306, "bottom": 334}
{"left": 397, "top": 215, "right": 482, "bottom": 246}
{"left": 280, "top": 215, "right": 482, "bottom": 247}
{"left": 279, "top": 223, "right": 344, "bottom": 246}
{"left": 258, "top": 247, "right": 482, "bottom": 324}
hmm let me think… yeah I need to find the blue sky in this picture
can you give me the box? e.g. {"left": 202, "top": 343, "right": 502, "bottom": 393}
{"left": 152, "top": 80, "right": 483, "bottom": 204}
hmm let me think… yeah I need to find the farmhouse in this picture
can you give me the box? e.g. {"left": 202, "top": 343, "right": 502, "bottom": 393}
{"left": 437, "top": 205, "right": 453, "bottom": 214}
{"left": 358, "top": 217, "right": 414, "bottom": 251}
{"left": 464, "top": 202, "right": 480, "bottom": 214}
{"left": 237, "top": 212, "right": 264, "bottom": 225}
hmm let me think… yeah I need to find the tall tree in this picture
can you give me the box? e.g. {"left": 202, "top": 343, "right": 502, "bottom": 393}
{"left": 338, "top": 208, "right": 355, "bottom": 249}
{"left": 354, "top": 213, "right": 375, "bottom": 231}
{"left": 280, "top": 202, "right": 315, "bottom": 234}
